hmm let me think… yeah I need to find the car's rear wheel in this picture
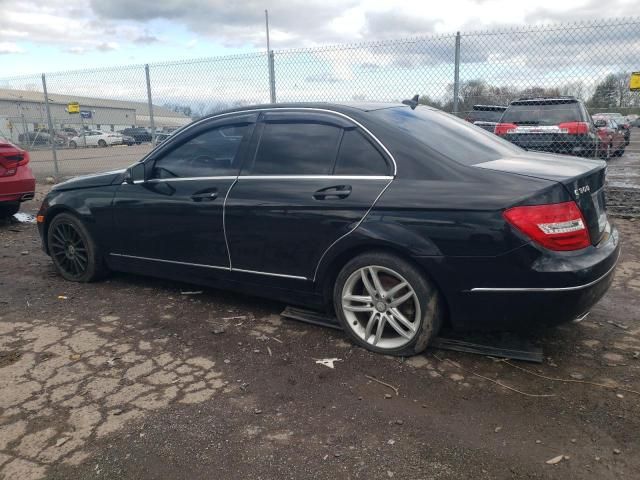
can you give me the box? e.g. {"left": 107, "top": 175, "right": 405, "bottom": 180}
{"left": 333, "top": 251, "right": 443, "bottom": 356}
{"left": 47, "top": 213, "right": 107, "bottom": 282}
{"left": 0, "top": 202, "right": 20, "bottom": 218}
{"left": 98, "top": 139, "right": 107, "bottom": 147}
{"left": 69, "top": 141, "right": 77, "bottom": 149}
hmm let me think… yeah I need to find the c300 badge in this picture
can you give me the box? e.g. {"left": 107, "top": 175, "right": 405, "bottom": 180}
{"left": 575, "top": 185, "right": 591, "bottom": 197}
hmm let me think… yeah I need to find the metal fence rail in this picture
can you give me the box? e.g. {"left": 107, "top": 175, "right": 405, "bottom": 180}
{"left": 1, "top": 17, "right": 639, "bottom": 180}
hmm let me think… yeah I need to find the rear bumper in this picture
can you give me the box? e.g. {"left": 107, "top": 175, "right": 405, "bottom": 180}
{"left": 416, "top": 224, "right": 620, "bottom": 331}
{"left": 502, "top": 134, "right": 597, "bottom": 157}
{"left": 0, "top": 166, "right": 36, "bottom": 204}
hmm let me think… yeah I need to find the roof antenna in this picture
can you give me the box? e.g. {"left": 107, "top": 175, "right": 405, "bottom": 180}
{"left": 402, "top": 94, "right": 419, "bottom": 110}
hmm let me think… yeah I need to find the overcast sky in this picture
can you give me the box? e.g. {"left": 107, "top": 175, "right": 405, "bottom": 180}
{"left": 1, "top": 0, "right": 638, "bottom": 76}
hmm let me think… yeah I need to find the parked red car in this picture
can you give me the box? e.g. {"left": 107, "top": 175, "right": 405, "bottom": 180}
{"left": 0, "top": 138, "right": 36, "bottom": 217}
{"left": 593, "top": 115, "right": 626, "bottom": 159}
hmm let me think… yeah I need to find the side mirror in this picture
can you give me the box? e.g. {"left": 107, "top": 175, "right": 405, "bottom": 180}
{"left": 125, "top": 163, "right": 146, "bottom": 184}
{"left": 593, "top": 119, "right": 606, "bottom": 128}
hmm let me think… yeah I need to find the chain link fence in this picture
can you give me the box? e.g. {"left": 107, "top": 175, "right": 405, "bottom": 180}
{"left": 1, "top": 17, "right": 639, "bottom": 183}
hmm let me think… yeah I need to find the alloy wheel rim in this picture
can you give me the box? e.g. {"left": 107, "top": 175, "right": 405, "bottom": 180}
{"left": 341, "top": 266, "right": 421, "bottom": 350}
{"left": 50, "top": 223, "right": 89, "bottom": 277}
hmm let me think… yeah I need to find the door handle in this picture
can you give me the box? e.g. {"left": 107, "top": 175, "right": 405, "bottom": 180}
{"left": 191, "top": 188, "right": 218, "bottom": 202}
{"left": 313, "top": 185, "right": 352, "bottom": 200}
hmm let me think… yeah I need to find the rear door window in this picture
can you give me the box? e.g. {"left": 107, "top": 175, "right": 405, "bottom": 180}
{"left": 468, "top": 110, "right": 504, "bottom": 122}
{"left": 334, "top": 129, "right": 390, "bottom": 176}
{"left": 246, "top": 121, "right": 341, "bottom": 175}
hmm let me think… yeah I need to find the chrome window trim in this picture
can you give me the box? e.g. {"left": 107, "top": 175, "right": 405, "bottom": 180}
{"left": 237, "top": 175, "right": 393, "bottom": 180}
{"left": 147, "top": 176, "right": 238, "bottom": 183}
{"left": 109, "top": 253, "right": 309, "bottom": 281}
{"left": 128, "top": 107, "right": 399, "bottom": 176}
{"left": 469, "top": 250, "right": 620, "bottom": 292}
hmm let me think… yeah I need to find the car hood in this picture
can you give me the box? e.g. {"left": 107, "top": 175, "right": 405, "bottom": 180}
{"left": 52, "top": 169, "right": 126, "bottom": 191}
{"left": 472, "top": 151, "right": 604, "bottom": 183}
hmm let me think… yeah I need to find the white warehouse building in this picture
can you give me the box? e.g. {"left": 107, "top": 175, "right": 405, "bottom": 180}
{"left": 0, "top": 88, "right": 191, "bottom": 144}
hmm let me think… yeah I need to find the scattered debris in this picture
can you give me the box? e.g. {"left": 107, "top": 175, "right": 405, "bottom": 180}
{"left": 494, "top": 426, "right": 502, "bottom": 433}
{"left": 267, "top": 346, "right": 272, "bottom": 357}
{"left": 58, "top": 295, "right": 68, "bottom": 300}
{"left": 55, "top": 437, "right": 70, "bottom": 447}
{"left": 181, "top": 290, "right": 203, "bottom": 295}
{"left": 223, "top": 359, "right": 231, "bottom": 364}
{"left": 387, "top": 439, "right": 396, "bottom": 445}
{"left": 13, "top": 212, "right": 37, "bottom": 223}
{"left": 545, "top": 455, "right": 565, "bottom": 465}
{"left": 223, "top": 315, "right": 247, "bottom": 321}
{"left": 500, "top": 359, "right": 640, "bottom": 397}
{"left": 69, "top": 354, "right": 81, "bottom": 361}
{"left": 20, "top": 251, "right": 29, "bottom": 255}
{"left": 570, "top": 373, "right": 585, "bottom": 380}
{"left": 315, "top": 358, "right": 342, "bottom": 369}
{"left": 395, "top": 419, "right": 404, "bottom": 425}
{"left": 270, "top": 336, "right": 283, "bottom": 344}
{"left": 613, "top": 449, "right": 621, "bottom": 455}
{"left": 112, "top": 409, "right": 124, "bottom": 416}
{"left": 384, "top": 393, "right": 392, "bottom": 399}
{"left": 211, "top": 327, "right": 226, "bottom": 334}
{"left": 365, "top": 375, "right": 399, "bottom": 396}
{"left": 607, "top": 321, "right": 629, "bottom": 330}
{"left": 254, "top": 409, "right": 262, "bottom": 415}
{"left": 433, "top": 354, "right": 554, "bottom": 398}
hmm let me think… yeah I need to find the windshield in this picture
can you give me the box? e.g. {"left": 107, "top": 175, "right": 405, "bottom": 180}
{"left": 372, "top": 106, "right": 523, "bottom": 166}
{"left": 501, "top": 103, "right": 583, "bottom": 125}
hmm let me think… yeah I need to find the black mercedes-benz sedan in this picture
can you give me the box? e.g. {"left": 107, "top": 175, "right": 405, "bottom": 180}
{"left": 37, "top": 102, "right": 619, "bottom": 356}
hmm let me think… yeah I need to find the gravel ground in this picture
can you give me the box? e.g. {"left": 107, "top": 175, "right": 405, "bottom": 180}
{"left": 0, "top": 186, "right": 639, "bottom": 480}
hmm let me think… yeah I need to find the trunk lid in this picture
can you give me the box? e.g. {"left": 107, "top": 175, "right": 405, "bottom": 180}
{"left": 474, "top": 152, "right": 608, "bottom": 245}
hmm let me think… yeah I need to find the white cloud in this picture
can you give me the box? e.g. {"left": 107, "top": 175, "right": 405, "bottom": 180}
{"left": 0, "top": 42, "right": 24, "bottom": 54}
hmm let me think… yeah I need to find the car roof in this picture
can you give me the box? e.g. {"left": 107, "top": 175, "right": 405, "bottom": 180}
{"left": 472, "top": 105, "right": 507, "bottom": 111}
{"left": 195, "top": 101, "right": 410, "bottom": 122}
{"left": 510, "top": 97, "right": 579, "bottom": 105}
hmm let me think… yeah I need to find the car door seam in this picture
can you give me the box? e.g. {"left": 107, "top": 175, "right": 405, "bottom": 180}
{"left": 312, "top": 177, "right": 395, "bottom": 282}
{"left": 223, "top": 177, "right": 237, "bottom": 270}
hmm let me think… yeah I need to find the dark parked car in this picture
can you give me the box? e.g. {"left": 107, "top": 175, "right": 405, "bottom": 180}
{"left": 593, "top": 115, "right": 626, "bottom": 159}
{"left": 120, "top": 128, "right": 152, "bottom": 144}
{"left": 18, "top": 131, "right": 64, "bottom": 147}
{"left": 465, "top": 105, "right": 507, "bottom": 132}
{"left": 495, "top": 97, "right": 599, "bottom": 157}
{"left": 121, "top": 135, "right": 136, "bottom": 146}
{"left": 597, "top": 113, "right": 630, "bottom": 145}
{"left": 37, "top": 102, "right": 619, "bottom": 356}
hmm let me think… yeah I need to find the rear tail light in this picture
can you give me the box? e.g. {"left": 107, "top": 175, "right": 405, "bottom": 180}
{"left": 0, "top": 143, "right": 28, "bottom": 177}
{"left": 494, "top": 123, "right": 517, "bottom": 135}
{"left": 503, "top": 201, "right": 591, "bottom": 251}
{"left": 558, "top": 122, "right": 590, "bottom": 135}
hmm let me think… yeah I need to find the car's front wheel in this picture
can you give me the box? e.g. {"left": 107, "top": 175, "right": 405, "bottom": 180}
{"left": 98, "top": 139, "right": 107, "bottom": 147}
{"left": 333, "top": 251, "right": 443, "bottom": 356}
{"left": 0, "top": 202, "right": 20, "bottom": 218}
{"left": 47, "top": 213, "right": 107, "bottom": 282}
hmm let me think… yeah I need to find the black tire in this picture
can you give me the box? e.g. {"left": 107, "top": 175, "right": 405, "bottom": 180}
{"left": 47, "top": 212, "right": 108, "bottom": 282}
{"left": 333, "top": 251, "right": 443, "bottom": 356}
{"left": 69, "top": 141, "right": 77, "bottom": 149}
{"left": 0, "top": 202, "right": 20, "bottom": 218}
{"left": 98, "top": 139, "right": 107, "bottom": 147}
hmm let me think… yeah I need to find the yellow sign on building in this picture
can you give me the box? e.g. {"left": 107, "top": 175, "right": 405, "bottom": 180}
{"left": 630, "top": 72, "right": 640, "bottom": 91}
{"left": 67, "top": 102, "right": 80, "bottom": 114}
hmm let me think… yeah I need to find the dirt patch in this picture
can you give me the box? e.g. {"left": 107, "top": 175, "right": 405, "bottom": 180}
{"left": 1, "top": 186, "right": 639, "bottom": 480}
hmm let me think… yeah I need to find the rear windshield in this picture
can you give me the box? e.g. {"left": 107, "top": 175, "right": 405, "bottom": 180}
{"left": 467, "top": 109, "right": 504, "bottom": 122}
{"left": 502, "top": 102, "right": 584, "bottom": 125}
{"left": 372, "top": 107, "right": 523, "bottom": 166}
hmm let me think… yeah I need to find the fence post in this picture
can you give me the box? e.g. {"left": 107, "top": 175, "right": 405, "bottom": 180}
{"left": 453, "top": 31, "right": 461, "bottom": 116}
{"left": 268, "top": 51, "right": 277, "bottom": 103}
{"left": 41, "top": 73, "right": 60, "bottom": 179}
{"left": 144, "top": 64, "right": 156, "bottom": 145}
